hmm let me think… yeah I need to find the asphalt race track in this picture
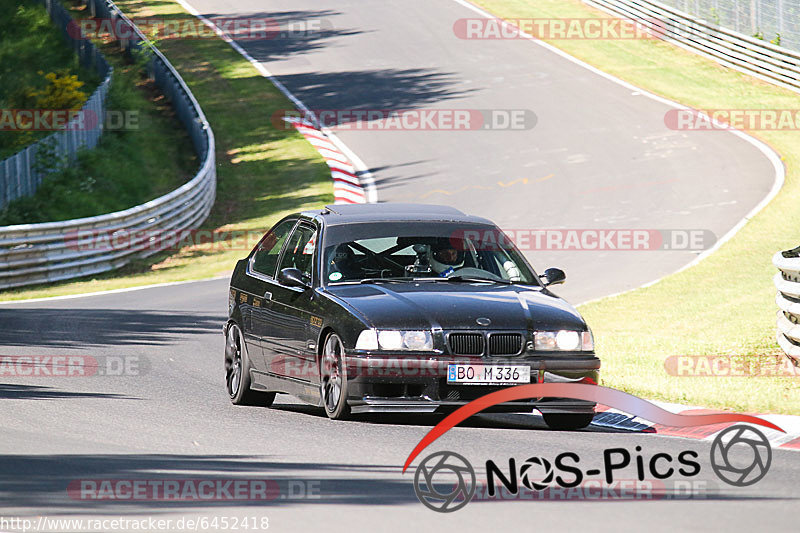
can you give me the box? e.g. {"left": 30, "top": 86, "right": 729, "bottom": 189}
{"left": 0, "top": 281, "right": 798, "bottom": 531}
{"left": 183, "top": 0, "right": 779, "bottom": 303}
{"left": 0, "top": 0, "right": 795, "bottom": 531}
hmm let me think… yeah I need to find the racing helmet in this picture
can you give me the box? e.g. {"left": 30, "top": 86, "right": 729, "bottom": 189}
{"left": 427, "top": 238, "right": 464, "bottom": 274}
{"left": 329, "top": 243, "right": 358, "bottom": 278}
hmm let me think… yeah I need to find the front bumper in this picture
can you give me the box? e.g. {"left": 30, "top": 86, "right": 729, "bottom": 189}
{"left": 344, "top": 352, "right": 599, "bottom": 414}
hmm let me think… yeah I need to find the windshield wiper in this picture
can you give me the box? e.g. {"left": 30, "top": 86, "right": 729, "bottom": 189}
{"left": 358, "top": 276, "right": 514, "bottom": 285}
{"left": 437, "top": 276, "right": 512, "bottom": 284}
{"left": 358, "top": 277, "right": 416, "bottom": 284}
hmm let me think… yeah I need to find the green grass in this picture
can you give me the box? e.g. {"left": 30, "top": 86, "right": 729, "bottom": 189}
{"left": 473, "top": 0, "right": 800, "bottom": 414}
{"left": 0, "top": 0, "right": 332, "bottom": 299}
{"left": 0, "top": 0, "right": 99, "bottom": 158}
{"left": 0, "top": 0, "right": 197, "bottom": 225}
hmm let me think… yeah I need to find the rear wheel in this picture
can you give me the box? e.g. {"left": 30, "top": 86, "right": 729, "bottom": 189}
{"left": 542, "top": 412, "right": 594, "bottom": 430}
{"left": 225, "top": 323, "right": 276, "bottom": 406}
{"left": 320, "top": 332, "right": 351, "bottom": 420}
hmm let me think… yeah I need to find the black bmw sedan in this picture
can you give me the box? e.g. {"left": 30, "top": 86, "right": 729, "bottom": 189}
{"left": 224, "top": 203, "right": 600, "bottom": 430}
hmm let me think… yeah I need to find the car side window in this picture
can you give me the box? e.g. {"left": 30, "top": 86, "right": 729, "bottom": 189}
{"left": 278, "top": 224, "right": 317, "bottom": 283}
{"left": 250, "top": 219, "right": 296, "bottom": 278}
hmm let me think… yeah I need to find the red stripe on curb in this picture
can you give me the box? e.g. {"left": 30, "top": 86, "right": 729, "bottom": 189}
{"left": 332, "top": 176, "right": 361, "bottom": 186}
{"left": 286, "top": 120, "right": 368, "bottom": 204}
{"left": 334, "top": 197, "right": 361, "bottom": 204}
{"left": 781, "top": 436, "right": 800, "bottom": 449}
{"left": 326, "top": 159, "right": 354, "bottom": 169}
{"left": 591, "top": 406, "right": 800, "bottom": 450}
{"left": 298, "top": 131, "right": 333, "bottom": 144}
{"left": 329, "top": 167, "right": 358, "bottom": 179}
{"left": 650, "top": 422, "right": 734, "bottom": 439}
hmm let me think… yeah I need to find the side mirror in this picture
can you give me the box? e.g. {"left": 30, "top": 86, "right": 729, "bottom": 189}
{"left": 540, "top": 267, "right": 566, "bottom": 287}
{"left": 278, "top": 267, "right": 310, "bottom": 289}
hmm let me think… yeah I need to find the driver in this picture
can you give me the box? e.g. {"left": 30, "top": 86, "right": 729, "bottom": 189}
{"left": 427, "top": 239, "right": 465, "bottom": 277}
{"left": 328, "top": 243, "right": 361, "bottom": 280}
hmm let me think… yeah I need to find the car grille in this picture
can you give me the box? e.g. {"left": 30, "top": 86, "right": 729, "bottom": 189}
{"left": 447, "top": 332, "right": 525, "bottom": 356}
{"left": 488, "top": 333, "right": 523, "bottom": 355}
{"left": 448, "top": 333, "right": 485, "bottom": 355}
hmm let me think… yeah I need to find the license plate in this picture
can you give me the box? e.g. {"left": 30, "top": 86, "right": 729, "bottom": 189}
{"left": 447, "top": 364, "right": 530, "bottom": 385}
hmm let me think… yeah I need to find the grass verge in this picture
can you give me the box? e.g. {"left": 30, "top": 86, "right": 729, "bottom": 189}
{"left": 0, "top": 0, "right": 333, "bottom": 299}
{"left": 473, "top": 0, "right": 800, "bottom": 414}
{"left": 0, "top": 0, "right": 198, "bottom": 225}
{"left": 0, "top": 0, "right": 99, "bottom": 158}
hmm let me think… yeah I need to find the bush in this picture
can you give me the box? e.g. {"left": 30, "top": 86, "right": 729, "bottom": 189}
{"left": 28, "top": 70, "right": 88, "bottom": 110}
{"left": 6, "top": 70, "right": 89, "bottom": 153}
{"left": 0, "top": 0, "right": 96, "bottom": 158}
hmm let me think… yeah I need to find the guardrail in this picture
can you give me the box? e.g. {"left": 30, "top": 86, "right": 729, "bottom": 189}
{"left": 0, "top": 0, "right": 216, "bottom": 290}
{"left": 0, "top": 0, "right": 113, "bottom": 209}
{"left": 656, "top": 0, "right": 800, "bottom": 55}
{"left": 584, "top": 0, "right": 800, "bottom": 93}
{"left": 774, "top": 250, "right": 800, "bottom": 365}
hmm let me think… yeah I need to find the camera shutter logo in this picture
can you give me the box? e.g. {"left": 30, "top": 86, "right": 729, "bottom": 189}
{"left": 710, "top": 425, "right": 772, "bottom": 487}
{"left": 520, "top": 456, "right": 554, "bottom": 491}
{"left": 413, "top": 451, "right": 476, "bottom": 512}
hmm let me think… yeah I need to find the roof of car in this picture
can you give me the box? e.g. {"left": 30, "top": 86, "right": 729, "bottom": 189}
{"left": 302, "top": 203, "right": 495, "bottom": 226}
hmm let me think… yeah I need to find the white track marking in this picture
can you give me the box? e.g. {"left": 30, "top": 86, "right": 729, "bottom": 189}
{"left": 450, "top": 0, "right": 784, "bottom": 306}
{"left": 173, "top": 0, "right": 377, "bottom": 203}
{"left": 0, "top": 275, "right": 229, "bottom": 305}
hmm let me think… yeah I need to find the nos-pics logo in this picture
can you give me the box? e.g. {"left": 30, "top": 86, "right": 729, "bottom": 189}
{"left": 413, "top": 451, "right": 476, "bottom": 513}
{"left": 413, "top": 424, "right": 772, "bottom": 512}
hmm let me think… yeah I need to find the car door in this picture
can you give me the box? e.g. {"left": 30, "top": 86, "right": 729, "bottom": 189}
{"left": 264, "top": 221, "right": 319, "bottom": 382}
{"left": 244, "top": 218, "right": 298, "bottom": 371}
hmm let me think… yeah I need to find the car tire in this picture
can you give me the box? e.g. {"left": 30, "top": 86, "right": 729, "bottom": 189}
{"left": 320, "top": 332, "right": 351, "bottom": 420}
{"left": 542, "top": 412, "right": 594, "bottom": 430}
{"left": 225, "top": 322, "right": 276, "bottom": 406}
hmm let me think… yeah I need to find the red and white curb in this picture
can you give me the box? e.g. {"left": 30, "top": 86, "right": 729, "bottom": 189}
{"left": 174, "top": 0, "right": 377, "bottom": 205}
{"left": 285, "top": 120, "right": 368, "bottom": 205}
{"left": 592, "top": 402, "right": 800, "bottom": 451}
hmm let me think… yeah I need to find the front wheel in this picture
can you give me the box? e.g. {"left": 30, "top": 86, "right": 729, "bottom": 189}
{"left": 320, "top": 332, "right": 351, "bottom": 420}
{"left": 225, "top": 323, "right": 275, "bottom": 406}
{"left": 542, "top": 412, "right": 594, "bottom": 430}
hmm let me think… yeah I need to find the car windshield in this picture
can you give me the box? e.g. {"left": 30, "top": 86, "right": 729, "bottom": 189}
{"left": 322, "top": 222, "right": 539, "bottom": 285}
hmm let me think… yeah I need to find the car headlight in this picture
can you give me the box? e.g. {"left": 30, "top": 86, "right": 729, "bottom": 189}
{"left": 533, "top": 330, "right": 592, "bottom": 351}
{"left": 355, "top": 329, "right": 379, "bottom": 350}
{"left": 355, "top": 329, "right": 433, "bottom": 351}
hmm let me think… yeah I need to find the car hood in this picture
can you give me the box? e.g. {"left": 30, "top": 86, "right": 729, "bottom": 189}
{"left": 323, "top": 282, "right": 586, "bottom": 331}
